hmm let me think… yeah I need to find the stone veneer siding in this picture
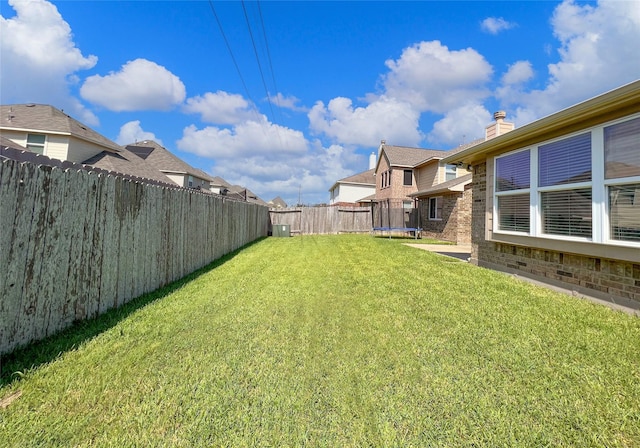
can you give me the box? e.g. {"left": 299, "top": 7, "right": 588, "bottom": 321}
{"left": 471, "top": 161, "right": 640, "bottom": 310}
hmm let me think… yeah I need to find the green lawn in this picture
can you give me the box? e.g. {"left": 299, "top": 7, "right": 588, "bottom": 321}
{"left": 1, "top": 235, "right": 639, "bottom": 447}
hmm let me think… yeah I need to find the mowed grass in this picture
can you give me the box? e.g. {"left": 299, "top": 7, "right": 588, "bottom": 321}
{"left": 1, "top": 235, "right": 639, "bottom": 447}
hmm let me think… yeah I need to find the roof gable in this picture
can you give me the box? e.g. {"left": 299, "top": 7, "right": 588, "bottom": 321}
{"left": 376, "top": 144, "right": 449, "bottom": 172}
{"left": 0, "top": 104, "right": 122, "bottom": 153}
{"left": 126, "top": 140, "right": 214, "bottom": 182}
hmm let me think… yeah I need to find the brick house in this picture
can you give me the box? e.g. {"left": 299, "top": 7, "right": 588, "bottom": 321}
{"left": 442, "top": 80, "right": 640, "bottom": 309}
{"left": 374, "top": 141, "right": 476, "bottom": 242}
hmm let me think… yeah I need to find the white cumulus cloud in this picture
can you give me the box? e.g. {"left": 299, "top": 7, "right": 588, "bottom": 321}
{"left": 81, "top": 59, "right": 186, "bottom": 112}
{"left": 177, "top": 119, "right": 308, "bottom": 159}
{"left": 268, "top": 93, "right": 309, "bottom": 112}
{"left": 510, "top": 0, "right": 640, "bottom": 125}
{"left": 308, "top": 96, "right": 422, "bottom": 147}
{"left": 382, "top": 41, "right": 493, "bottom": 113}
{"left": 502, "top": 61, "right": 534, "bottom": 85}
{"left": 0, "top": 0, "right": 98, "bottom": 124}
{"left": 183, "top": 91, "right": 257, "bottom": 125}
{"left": 115, "top": 121, "right": 162, "bottom": 146}
{"left": 481, "top": 17, "right": 516, "bottom": 35}
{"left": 429, "top": 103, "right": 492, "bottom": 146}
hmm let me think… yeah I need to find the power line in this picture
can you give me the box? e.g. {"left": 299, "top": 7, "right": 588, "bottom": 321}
{"left": 240, "top": 0, "right": 283, "bottom": 148}
{"left": 257, "top": 0, "right": 285, "bottom": 126}
{"left": 207, "top": 0, "right": 264, "bottom": 126}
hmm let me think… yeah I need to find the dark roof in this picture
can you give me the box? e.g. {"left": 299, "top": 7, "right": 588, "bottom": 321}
{"left": 83, "top": 147, "right": 176, "bottom": 185}
{"left": 0, "top": 104, "right": 122, "bottom": 153}
{"left": 0, "top": 146, "right": 178, "bottom": 188}
{"left": 125, "top": 140, "right": 214, "bottom": 182}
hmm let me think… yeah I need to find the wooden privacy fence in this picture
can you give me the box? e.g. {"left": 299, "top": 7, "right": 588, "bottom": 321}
{"left": 0, "top": 159, "right": 269, "bottom": 355}
{"left": 269, "top": 206, "right": 372, "bottom": 235}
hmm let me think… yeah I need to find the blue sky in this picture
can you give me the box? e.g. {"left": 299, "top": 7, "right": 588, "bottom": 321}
{"left": 1, "top": 0, "right": 639, "bottom": 205}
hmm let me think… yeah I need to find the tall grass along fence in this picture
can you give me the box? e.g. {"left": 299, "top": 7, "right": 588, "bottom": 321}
{"left": 269, "top": 206, "right": 372, "bottom": 235}
{"left": 0, "top": 158, "right": 269, "bottom": 356}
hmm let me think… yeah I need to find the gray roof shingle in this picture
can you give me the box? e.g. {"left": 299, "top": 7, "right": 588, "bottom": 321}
{"left": 0, "top": 104, "right": 122, "bottom": 152}
{"left": 125, "top": 140, "right": 214, "bottom": 182}
{"left": 83, "top": 147, "right": 176, "bottom": 185}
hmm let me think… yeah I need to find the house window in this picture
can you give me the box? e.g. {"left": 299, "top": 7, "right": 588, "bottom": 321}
{"left": 605, "top": 116, "right": 640, "bottom": 242}
{"left": 445, "top": 164, "right": 457, "bottom": 181}
{"left": 26, "top": 134, "right": 46, "bottom": 154}
{"left": 381, "top": 170, "right": 391, "bottom": 188}
{"left": 539, "top": 133, "right": 592, "bottom": 237}
{"left": 428, "top": 197, "right": 442, "bottom": 220}
{"left": 188, "top": 175, "right": 194, "bottom": 188}
{"left": 495, "top": 149, "right": 530, "bottom": 233}
{"left": 492, "top": 114, "right": 640, "bottom": 247}
{"left": 403, "top": 169, "right": 413, "bottom": 186}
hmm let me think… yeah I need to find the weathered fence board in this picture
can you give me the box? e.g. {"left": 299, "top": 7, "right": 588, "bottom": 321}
{"left": 0, "top": 159, "right": 269, "bottom": 355}
{"left": 269, "top": 206, "right": 373, "bottom": 235}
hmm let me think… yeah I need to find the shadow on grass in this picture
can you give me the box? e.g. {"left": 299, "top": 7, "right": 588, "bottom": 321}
{"left": 0, "top": 238, "right": 266, "bottom": 388}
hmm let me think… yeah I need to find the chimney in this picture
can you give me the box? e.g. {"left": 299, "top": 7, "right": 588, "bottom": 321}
{"left": 369, "top": 152, "right": 376, "bottom": 170}
{"left": 485, "top": 111, "right": 514, "bottom": 140}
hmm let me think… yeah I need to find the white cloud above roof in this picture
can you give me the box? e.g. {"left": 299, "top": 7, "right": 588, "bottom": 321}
{"left": 504, "top": 0, "right": 640, "bottom": 126}
{"left": 502, "top": 61, "right": 534, "bottom": 86}
{"left": 308, "top": 96, "right": 422, "bottom": 148}
{"left": 481, "top": 17, "right": 516, "bottom": 35}
{"left": 183, "top": 91, "right": 258, "bottom": 125}
{"left": 116, "top": 120, "right": 162, "bottom": 146}
{"left": 382, "top": 41, "right": 493, "bottom": 114}
{"left": 177, "top": 118, "right": 308, "bottom": 159}
{"left": 0, "top": 0, "right": 98, "bottom": 124}
{"left": 429, "top": 103, "right": 492, "bottom": 146}
{"left": 80, "top": 59, "right": 186, "bottom": 112}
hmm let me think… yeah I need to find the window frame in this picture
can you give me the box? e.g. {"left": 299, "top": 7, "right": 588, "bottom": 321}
{"left": 491, "top": 113, "right": 640, "bottom": 249}
{"left": 26, "top": 133, "right": 46, "bottom": 155}
{"left": 403, "top": 169, "right": 413, "bottom": 186}
{"left": 493, "top": 148, "right": 531, "bottom": 235}
{"left": 445, "top": 164, "right": 457, "bottom": 181}
{"left": 428, "top": 196, "right": 443, "bottom": 221}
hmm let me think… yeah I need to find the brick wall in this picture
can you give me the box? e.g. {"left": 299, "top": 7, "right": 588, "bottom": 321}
{"left": 471, "top": 161, "right": 640, "bottom": 309}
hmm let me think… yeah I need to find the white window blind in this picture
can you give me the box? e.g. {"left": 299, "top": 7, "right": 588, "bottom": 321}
{"left": 609, "top": 184, "right": 640, "bottom": 242}
{"left": 539, "top": 133, "right": 591, "bottom": 186}
{"left": 541, "top": 189, "right": 592, "bottom": 237}
{"left": 497, "top": 194, "right": 530, "bottom": 232}
{"left": 605, "top": 116, "right": 640, "bottom": 179}
{"left": 495, "top": 150, "right": 530, "bottom": 191}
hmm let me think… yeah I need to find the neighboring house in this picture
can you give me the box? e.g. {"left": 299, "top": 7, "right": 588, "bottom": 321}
{"left": 125, "top": 140, "right": 214, "bottom": 191}
{"left": 407, "top": 114, "right": 514, "bottom": 244}
{"left": 0, "top": 104, "right": 122, "bottom": 163}
{"left": 268, "top": 196, "right": 287, "bottom": 209}
{"left": 443, "top": 80, "right": 640, "bottom": 309}
{"left": 329, "top": 168, "right": 375, "bottom": 206}
{"left": 211, "top": 175, "right": 268, "bottom": 205}
{"left": 373, "top": 141, "right": 474, "bottom": 241}
{"left": 83, "top": 147, "right": 176, "bottom": 186}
